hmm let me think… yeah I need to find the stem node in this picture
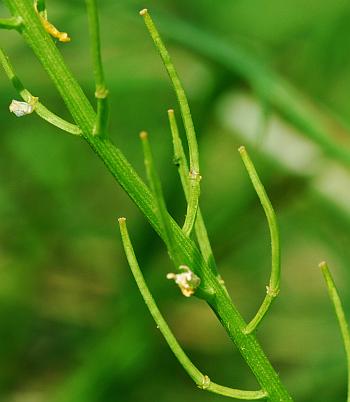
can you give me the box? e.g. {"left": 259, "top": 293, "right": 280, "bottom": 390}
{"left": 197, "top": 375, "right": 211, "bottom": 390}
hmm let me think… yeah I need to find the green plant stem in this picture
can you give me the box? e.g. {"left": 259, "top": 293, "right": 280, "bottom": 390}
{"left": 168, "top": 109, "right": 217, "bottom": 275}
{"left": 0, "top": 47, "right": 81, "bottom": 135}
{"left": 118, "top": 217, "right": 267, "bottom": 401}
{"left": 320, "top": 261, "right": 350, "bottom": 402}
{"left": 239, "top": 146, "right": 280, "bottom": 334}
{"left": 141, "top": 9, "right": 200, "bottom": 237}
{"left": 2, "top": 1, "right": 293, "bottom": 400}
{"left": 0, "top": 16, "right": 23, "bottom": 30}
{"left": 182, "top": 170, "right": 201, "bottom": 237}
{"left": 139, "top": 131, "right": 177, "bottom": 263}
{"left": 85, "top": 0, "right": 109, "bottom": 137}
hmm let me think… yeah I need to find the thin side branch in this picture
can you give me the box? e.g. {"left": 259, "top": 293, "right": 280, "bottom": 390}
{"left": 182, "top": 169, "right": 201, "bottom": 237}
{"left": 320, "top": 261, "right": 350, "bottom": 402}
{"left": 139, "top": 131, "right": 177, "bottom": 262}
{"left": 118, "top": 217, "right": 268, "bottom": 401}
{"left": 168, "top": 109, "right": 218, "bottom": 275}
{"left": 0, "top": 16, "right": 23, "bottom": 30}
{"left": 0, "top": 48, "right": 81, "bottom": 135}
{"left": 140, "top": 9, "right": 200, "bottom": 237}
{"left": 239, "top": 146, "right": 280, "bottom": 334}
{"left": 86, "top": 0, "right": 109, "bottom": 137}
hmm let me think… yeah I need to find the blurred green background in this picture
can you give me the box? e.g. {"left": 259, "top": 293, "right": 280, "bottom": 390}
{"left": 1, "top": 0, "right": 350, "bottom": 401}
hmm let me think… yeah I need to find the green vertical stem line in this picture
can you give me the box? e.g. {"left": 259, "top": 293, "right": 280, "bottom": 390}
{"left": 140, "top": 9, "right": 198, "bottom": 171}
{"left": 0, "top": 16, "right": 23, "bottom": 30}
{"left": 320, "top": 261, "right": 350, "bottom": 402}
{"left": 85, "top": 0, "right": 109, "bottom": 137}
{"left": 168, "top": 109, "right": 218, "bottom": 275}
{"left": 140, "top": 9, "right": 200, "bottom": 237}
{"left": 168, "top": 109, "right": 189, "bottom": 194}
{"left": 139, "top": 131, "right": 178, "bottom": 264}
{"left": 182, "top": 171, "right": 201, "bottom": 237}
{"left": 2, "top": 1, "right": 293, "bottom": 399}
{"left": 118, "top": 217, "right": 268, "bottom": 401}
{"left": 238, "top": 146, "right": 280, "bottom": 334}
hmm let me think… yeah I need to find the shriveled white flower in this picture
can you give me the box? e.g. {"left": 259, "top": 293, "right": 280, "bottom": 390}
{"left": 166, "top": 265, "right": 200, "bottom": 297}
{"left": 9, "top": 100, "right": 34, "bottom": 117}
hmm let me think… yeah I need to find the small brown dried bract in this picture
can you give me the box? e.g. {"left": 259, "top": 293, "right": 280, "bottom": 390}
{"left": 34, "top": 0, "right": 71, "bottom": 43}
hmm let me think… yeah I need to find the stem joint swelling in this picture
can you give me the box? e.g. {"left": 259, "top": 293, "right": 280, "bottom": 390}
{"left": 197, "top": 374, "right": 211, "bottom": 390}
{"left": 86, "top": 0, "right": 109, "bottom": 137}
{"left": 95, "top": 85, "right": 109, "bottom": 99}
{"left": 266, "top": 285, "right": 280, "bottom": 298}
{"left": 189, "top": 169, "right": 201, "bottom": 180}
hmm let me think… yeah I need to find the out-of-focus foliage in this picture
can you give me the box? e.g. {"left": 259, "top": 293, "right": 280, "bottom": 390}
{"left": 1, "top": 0, "right": 350, "bottom": 401}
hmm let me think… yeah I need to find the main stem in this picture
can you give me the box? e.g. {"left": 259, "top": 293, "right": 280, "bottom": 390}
{"left": 3, "top": 1, "right": 293, "bottom": 400}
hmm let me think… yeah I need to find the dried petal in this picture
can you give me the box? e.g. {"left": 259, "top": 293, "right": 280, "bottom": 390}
{"left": 9, "top": 100, "right": 34, "bottom": 117}
{"left": 167, "top": 265, "right": 200, "bottom": 297}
